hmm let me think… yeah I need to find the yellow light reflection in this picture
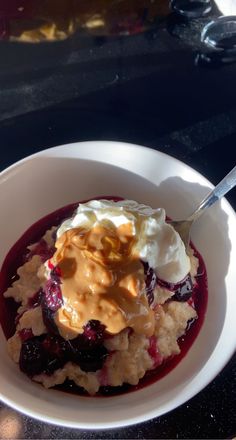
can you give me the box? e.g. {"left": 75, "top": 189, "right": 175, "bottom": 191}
{"left": 0, "top": 407, "right": 22, "bottom": 439}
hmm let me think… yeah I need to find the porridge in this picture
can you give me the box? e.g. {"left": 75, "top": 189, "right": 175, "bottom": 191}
{"left": 0, "top": 197, "right": 207, "bottom": 396}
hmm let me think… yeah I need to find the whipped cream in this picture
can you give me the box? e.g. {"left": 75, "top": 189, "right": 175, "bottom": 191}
{"left": 57, "top": 199, "right": 190, "bottom": 284}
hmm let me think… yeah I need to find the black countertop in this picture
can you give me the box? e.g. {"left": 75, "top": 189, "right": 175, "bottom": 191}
{"left": 0, "top": 2, "right": 236, "bottom": 438}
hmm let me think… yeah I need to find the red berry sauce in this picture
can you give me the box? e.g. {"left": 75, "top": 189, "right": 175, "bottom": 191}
{"left": 0, "top": 196, "right": 208, "bottom": 396}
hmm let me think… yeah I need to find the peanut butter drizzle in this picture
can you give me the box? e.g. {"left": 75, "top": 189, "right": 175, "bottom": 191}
{"left": 52, "top": 224, "right": 155, "bottom": 340}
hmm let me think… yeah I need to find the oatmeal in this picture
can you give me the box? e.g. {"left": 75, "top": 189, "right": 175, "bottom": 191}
{"left": 0, "top": 198, "right": 207, "bottom": 396}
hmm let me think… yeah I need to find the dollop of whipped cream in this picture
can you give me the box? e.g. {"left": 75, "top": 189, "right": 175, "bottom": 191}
{"left": 57, "top": 199, "right": 190, "bottom": 284}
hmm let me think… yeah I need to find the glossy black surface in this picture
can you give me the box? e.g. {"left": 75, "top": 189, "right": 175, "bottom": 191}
{"left": 0, "top": 1, "right": 235, "bottom": 438}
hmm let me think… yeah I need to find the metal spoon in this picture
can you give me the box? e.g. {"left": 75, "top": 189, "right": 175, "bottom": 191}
{"left": 170, "top": 165, "right": 236, "bottom": 249}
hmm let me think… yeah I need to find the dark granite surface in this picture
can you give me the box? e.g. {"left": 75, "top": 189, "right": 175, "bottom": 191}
{"left": 0, "top": 2, "right": 236, "bottom": 438}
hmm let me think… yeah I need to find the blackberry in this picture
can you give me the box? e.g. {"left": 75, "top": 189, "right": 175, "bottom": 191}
{"left": 67, "top": 330, "right": 108, "bottom": 372}
{"left": 44, "top": 279, "right": 63, "bottom": 311}
{"left": 42, "top": 334, "right": 69, "bottom": 374}
{"left": 69, "top": 344, "right": 108, "bottom": 372}
{"left": 19, "top": 337, "right": 45, "bottom": 376}
{"left": 83, "top": 320, "right": 106, "bottom": 346}
{"left": 19, "top": 335, "right": 69, "bottom": 377}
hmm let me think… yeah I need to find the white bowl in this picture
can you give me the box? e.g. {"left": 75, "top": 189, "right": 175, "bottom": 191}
{"left": 0, "top": 141, "right": 236, "bottom": 429}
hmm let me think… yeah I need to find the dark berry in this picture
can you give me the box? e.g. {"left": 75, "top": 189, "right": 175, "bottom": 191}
{"left": 69, "top": 345, "right": 108, "bottom": 372}
{"left": 42, "top": 335, "right": 69, "bottom": 374}
{"left": 50, "top": 265, "right": 62, "bottom": 283}
{"left": 59, "top": 320, "right": 106, "bottom": 354}
{"left": 41, "top": 278, "right": 63, "bottom": 334}
{"left": 83, "top": 320, "right": 106, "bottom": 346}
{"left": 42, "top": 334, "right": 69, "bottom": 360}
{"left": 66, "top": 334, "right": 108, "bottom": 372}
{"left": 19, "top": 338, "right": 45, "bottom": 376}
{"left": 67, "top": 334, "right": 88, "bottom": 353}
{"left": 142, "top": 262, "right": 157, "bottom": 305}
{"left": 172, "top": 275, "right": 193, "bottom": 302}
{"left": 42, "top": 306, "right": 59, "bottom": 335}
{"left": 19, "top": 335, "right": 70, "bottom": 377}
{"left": 43, "top": 356, "right": 64, "bottom": 375}
{"left": 44, "top": 279, "right": 63, "bottom": 311}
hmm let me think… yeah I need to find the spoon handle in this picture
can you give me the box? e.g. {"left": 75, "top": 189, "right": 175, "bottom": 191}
{"left": 188, "top": 165, "right": 236, "bottom": 222}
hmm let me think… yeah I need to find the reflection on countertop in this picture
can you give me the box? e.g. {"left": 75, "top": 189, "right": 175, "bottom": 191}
{"left": 0, "top": 407, "right": 23, "bottom": 439}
